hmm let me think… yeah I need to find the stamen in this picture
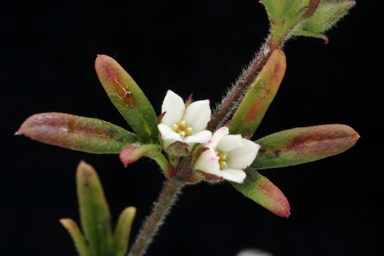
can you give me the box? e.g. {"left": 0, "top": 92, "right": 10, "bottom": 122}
{"left": 216, "top": 151, "right": 228, "bottom": 170}
{"left": 172, "top": 120, "right": 193, "bottom": 138}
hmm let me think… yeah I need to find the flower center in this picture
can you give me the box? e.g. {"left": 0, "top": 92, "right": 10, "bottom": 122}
{"left": 172, "top": 120, "right": 193, "bottom": 138}
{"left": 216, "top": 150, "right": 228, "bottom": 170}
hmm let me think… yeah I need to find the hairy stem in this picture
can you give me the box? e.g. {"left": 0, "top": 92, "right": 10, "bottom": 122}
{"left": 209, "top": 36, "right": 277, "bottom": 131}
{"left": 128, "top": 178, "right": 184, "bottom": 256}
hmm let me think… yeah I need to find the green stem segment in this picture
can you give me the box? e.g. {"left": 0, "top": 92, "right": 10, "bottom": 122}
{"left": 128, "top": 178, "right": 184, "bottom": 256}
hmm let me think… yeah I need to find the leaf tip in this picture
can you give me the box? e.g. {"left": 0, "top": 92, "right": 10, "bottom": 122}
{"left": 95, "top": 54, "right": 111, "bottom": 66}
{"left": 119, "top": 206, "right": 137, "bottom": 223}
{"left": 119, "top": 146, "right": 137, "bottom": 167}
{"left": 95, "top": 54, "right": 119, "bottom": 82}
{"left": 77, "top": 161, "right": 96, "bottom": 182}
{"left": 59, "top": 218, "right": 76, "bottom": 229}
{"left": 258, "top": 177, "right": 291, "bottom": 218}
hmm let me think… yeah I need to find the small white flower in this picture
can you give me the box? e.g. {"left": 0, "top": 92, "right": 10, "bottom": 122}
{"left": 194, "top": 127, "right": 260, "bottom": 183}
{"left": 158, "top": 90, "right": 212, "bottom": 150}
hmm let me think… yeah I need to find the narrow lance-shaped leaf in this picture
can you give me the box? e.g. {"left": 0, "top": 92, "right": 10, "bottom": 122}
{"left": 253, "top": 124, "right": 360, "bottom": 170}
{"left": 17, "top": 112, "right": 138, "bottom": 154}
{"left": 59, "top": 218, "right": 90, "bottom": 256}
{"left": 95, "top": 55, "right": 159, "bottom": 144}
{"left": 114, "top": 207, "right": 136, "bottom": 256}
{"left": 231, "top": 170, "right": 290, "bottom": 218}
{"left": 77, "top": 161, "right": 114, "bottom": 256}
{"left": 229, "top": 49, "right": 286, "bottom": 137}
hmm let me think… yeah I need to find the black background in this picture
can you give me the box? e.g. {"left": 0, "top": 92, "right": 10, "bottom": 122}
{"left": 2, "top": 1, "right": 383, "bottom": 255}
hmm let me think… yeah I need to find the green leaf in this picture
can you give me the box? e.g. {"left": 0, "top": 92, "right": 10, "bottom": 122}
{"left": 231, "top": 170, "right": 290, "bottom": 217}
{"left": 262, "top": 0, "right": 297, "bottom": 20}
{"left": 229, "top": 49, "right": 286, "bottom": 137}
{"left": 60, "top": 218, "right": 90, "bottom": 256}
{"left": 17, "top": 112, "right": 138, "bottom": 154}
{"left": 113, "top": 207, "right": 136, "bottom": 256}
{"left": 293, "top": 0, "right": 355, "bottom": 41}
{"left": 77, "top": 161, "right": 114, "bottom": 256}
{"left": 253, "top": 124, "right": 359, "bottom": 169}
{"left": 290, "top": 29, "right": 329, "bottom": 44}
{"left": 95, "top": 55, "right": 159, "bottom": 144}
{"left": 261, "top": 0, "right": 354, "bottom": 45}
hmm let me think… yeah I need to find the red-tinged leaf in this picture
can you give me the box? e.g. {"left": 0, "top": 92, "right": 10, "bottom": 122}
{"left": 119, "top": 144, "right": 170, "bottom": 173}
{"left": 231, "top": 170, "right": 290, "bottom": 218}
{"left": 95, "top": 55, "right": 159, "bottom": 144}
{"left": 17, "top": 112, "right": 138, "bottom": 154}
{"left": 229, "top": 49, "right": 286, "bottom": 137}
{"left": 253, "top": 124, "right": 360, "bottom": 169}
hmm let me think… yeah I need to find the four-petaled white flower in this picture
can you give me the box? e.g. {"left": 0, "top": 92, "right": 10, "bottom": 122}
{"left": 194, "top": 127, "right": 260, "bottom": 183}
{"left": 158, "top": 90, "right": 212, "bottom": 150}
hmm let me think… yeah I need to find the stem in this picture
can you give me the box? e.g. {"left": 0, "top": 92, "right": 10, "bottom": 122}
{"left": 128, "top": 178, "right": 184, "bottom": 256}
{"left": 130, "top": 28, "right": 287, "bottom": 256}
{"left": 211, "top": 10, "right": 308, "bottom": 128}
{"left": 209, "top": 35, "right": 281, "bottom": 131}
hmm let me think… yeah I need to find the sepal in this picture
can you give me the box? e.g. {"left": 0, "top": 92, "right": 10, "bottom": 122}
{"left": 165, "top": 141, "right": 189, "bottom": 157}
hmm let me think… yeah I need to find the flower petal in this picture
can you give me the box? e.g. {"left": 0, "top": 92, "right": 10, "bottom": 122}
{"left": 227, "top": 139, "right": 260, "bottom": 169}
{"left": 183, "top": 100, "right": 211, "bottom": 132}
{"left": 158, "top": 123, "right": 182, "bottom": 148}
{"left": 194, "top": 148, "right": 220, "bottom": 175}
{"left": 185, "top": 130, "right": 212, "bottom": 144}
{"left": 216, "top": 134, "right": 243, "bottom": 152}
{"left": 184, "top": 131, "right": 212, "bottom": 151}
{"left": 158, "top": 124, "right": 181, "bottom": 140}
{"left": 218, "top": 169, "right": 246, "bottom": 183}
{"left": 161, "top": 90, "right": 185, "bottom": 126}
{"left": 208, "top": 127, "right": 229, "bottom": 148}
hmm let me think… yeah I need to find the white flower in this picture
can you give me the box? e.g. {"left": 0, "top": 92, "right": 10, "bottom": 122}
{"left": 158, "top": 90, "right": 212, "bottom": 150}
{"left": 194, "top": 127, "right": 260, "bottom": 183}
